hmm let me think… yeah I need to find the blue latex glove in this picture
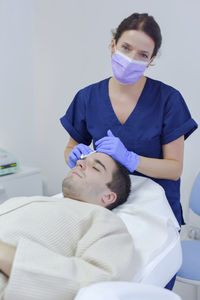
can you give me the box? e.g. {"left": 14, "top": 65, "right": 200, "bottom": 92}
{"left": 68, "top": 144, "right": 93, "bottom": 168}
{"left": 95, "top": 130, "right": 140, "bottom": 173}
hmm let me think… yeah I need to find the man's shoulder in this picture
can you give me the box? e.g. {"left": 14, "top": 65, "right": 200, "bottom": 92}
{"left": 65, "top": 198, "right": 123, "bottom": 222}
{"left": 0, "top": 196, "right": 55, "bottom": 215}
{"left": 0, "top": 196, "right": 51, "bottom": 207}
{"left": 64, "top": 198, "right": 111, "bottom": 213}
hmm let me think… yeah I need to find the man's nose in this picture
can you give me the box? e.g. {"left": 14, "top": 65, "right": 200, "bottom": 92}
{"left": 76, "top": 159, "right": 87, "bottom": 170}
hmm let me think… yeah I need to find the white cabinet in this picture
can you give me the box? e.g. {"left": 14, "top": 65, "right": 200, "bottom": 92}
{"left": 0, "top": 167, "right": 43, "bottom": 204}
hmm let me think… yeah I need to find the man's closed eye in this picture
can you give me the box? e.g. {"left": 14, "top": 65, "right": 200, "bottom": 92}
{"left": 93, "top": 166, "right": 100, "bottom": 172}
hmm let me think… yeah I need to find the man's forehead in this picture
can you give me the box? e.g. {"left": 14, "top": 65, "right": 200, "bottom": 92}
{"left": 86, "top": 152, "right": 115, "bottom": 170}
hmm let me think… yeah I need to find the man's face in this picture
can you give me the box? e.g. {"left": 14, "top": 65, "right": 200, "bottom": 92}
{"left": 62, "top": 152, "right": 117, "bottom": 206}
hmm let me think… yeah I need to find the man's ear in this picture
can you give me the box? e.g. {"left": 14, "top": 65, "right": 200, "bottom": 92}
{"left": 101, "top": 191, "right": 117, "bottom": 207}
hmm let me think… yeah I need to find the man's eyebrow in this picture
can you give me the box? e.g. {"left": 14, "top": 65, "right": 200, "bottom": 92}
{"left": 94, "top": 159, "right": 107, "bottom": 172}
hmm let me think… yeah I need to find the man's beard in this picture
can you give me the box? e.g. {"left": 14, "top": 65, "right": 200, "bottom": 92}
{"left": 62, "top": 176, "right": 82, "bottom": 200}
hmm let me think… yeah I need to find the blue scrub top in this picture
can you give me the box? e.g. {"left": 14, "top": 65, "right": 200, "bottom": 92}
{"left": 60, "top": 77, "right": 198, "bottom": 226}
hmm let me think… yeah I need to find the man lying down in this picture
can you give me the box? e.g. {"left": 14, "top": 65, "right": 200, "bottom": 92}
{"left": 0, "top": 152, "right": 136, "bottom": 300}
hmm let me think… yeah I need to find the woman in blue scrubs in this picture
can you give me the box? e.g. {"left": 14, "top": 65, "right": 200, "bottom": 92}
{"left": 60, "top": 13, "right": 198, "bottom": 288}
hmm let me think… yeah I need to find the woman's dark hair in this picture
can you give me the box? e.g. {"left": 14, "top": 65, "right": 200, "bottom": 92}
{"left": 106, "top": 160, "right": 131, "bottom": 210}
{"left": 113, "top": 13, "right": 162, "bottom": 57}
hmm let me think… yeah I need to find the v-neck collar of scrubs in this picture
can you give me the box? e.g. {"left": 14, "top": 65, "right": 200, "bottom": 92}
{"left": 105, "top": 77, "right": 150, "bottom": 127}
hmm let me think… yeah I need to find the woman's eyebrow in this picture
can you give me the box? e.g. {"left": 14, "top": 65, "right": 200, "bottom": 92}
{"left": 123, "top": 42, "right": 150, "bottom": 54}
{"left": 123, "top": 42, "right": 133, "bottom": 48}
{"left": 94, "top": 159, "right": 107, "bottom": 171}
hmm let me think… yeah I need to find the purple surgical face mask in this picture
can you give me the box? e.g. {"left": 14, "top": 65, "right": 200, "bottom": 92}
{"left": 111, "top": 49, "right": 148, "bottom": 85}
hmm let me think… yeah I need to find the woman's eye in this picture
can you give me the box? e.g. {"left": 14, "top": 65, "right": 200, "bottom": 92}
{"left": 122, "top": 45, "right": 129, "bottom": 51}
{"left": 141, "top": 53, "right": 148, "bottom": 58}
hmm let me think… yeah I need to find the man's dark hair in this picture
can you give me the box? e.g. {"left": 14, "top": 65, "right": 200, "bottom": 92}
{"left": 106, "top": 160, "right": 131, "bottom": 210}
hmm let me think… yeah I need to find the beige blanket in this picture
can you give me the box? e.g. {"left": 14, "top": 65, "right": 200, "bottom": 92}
{"left": 0, "top": 196, "right": 135, "bottom": 300}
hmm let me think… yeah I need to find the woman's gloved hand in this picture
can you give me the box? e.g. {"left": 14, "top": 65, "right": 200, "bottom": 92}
{"left": 95, "top": 130, "right": 140, "bottom": 173}
{"left": 68, "top": 144, "right": 93, "bottom": 168}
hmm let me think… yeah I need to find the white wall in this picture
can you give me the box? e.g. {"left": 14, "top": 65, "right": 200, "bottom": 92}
{"left": 1, "top": 0, "right": 200, "bottom": 208}
{"left": 0, "top": 0, "right": 36, "bottom": 164}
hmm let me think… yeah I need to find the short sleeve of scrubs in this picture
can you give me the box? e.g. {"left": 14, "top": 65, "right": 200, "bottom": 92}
{"left": 161, "top": 90, "right": 197, "bottom": 145}
{"left": 60, "top": 91, "right": 92, "bottom": 145}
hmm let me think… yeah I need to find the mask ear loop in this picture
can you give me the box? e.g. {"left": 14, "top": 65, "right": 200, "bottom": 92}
{"left": 112, "top": 39, "right": 117, "bottom": 53}
{"left": 146, "top": 56, "right": 156, "bottom": 68}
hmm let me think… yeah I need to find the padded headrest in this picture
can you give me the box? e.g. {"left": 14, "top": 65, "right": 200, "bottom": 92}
{"left": 113, "top": 175, "right": 180, "bottom": 273}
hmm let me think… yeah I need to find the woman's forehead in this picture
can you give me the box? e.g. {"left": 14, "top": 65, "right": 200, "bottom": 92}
{"left": 118, "top": 30, "right": 155, "bottom": 53}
